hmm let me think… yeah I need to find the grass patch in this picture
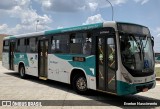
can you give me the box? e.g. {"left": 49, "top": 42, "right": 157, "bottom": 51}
{"left": 155, "top": 67, "right": 160, "bottom": 77}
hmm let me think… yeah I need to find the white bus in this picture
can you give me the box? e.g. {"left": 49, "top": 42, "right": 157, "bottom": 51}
{"left": 2, "top": 21, "right": 156, "bottom": 95}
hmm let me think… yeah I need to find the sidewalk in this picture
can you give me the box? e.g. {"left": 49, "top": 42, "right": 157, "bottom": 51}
{"left": 155, "top": 64, "right": 160, "bottom": 67}
{"left": 156, "top": 80, "right": 160, "bottom": 85}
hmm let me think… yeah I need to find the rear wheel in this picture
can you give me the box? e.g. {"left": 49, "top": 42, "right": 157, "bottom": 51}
{"left": 72, "top": 74, "right": 88, "bottom": 94}
{"left": 19, "top": 65, "right": 26, "bottom": 79}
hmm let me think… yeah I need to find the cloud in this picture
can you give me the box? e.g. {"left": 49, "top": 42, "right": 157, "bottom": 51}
{"left": 88, "top": 2, "right": 98, "bottom": 11}
{"left": 155, "top": 27, "right": 160, "bottom": 37}
{"left": 134, "top": 0, "right": 150, "bottom": 5}
{"left": 0, "top": 0, "right": 31, "bottom": 10}
{"left": 0, "top": 0, "right": 17, "bottom": 10}
{"left": 0, "top": 24, "right": 20, "bottom": 35}
{"left": 0, "top": 24, "right": 8, "bottom": 30}
{"left": 0, "top": 0, "right": 52, "bottom": 35}
{"left": 152, "top": 27, "right": 160, "bottom": 37}
{"left": 57, "top": 26, "right": 64, "bottom": 29}
{"left": 39, "top": 0, "right": 86, "bottom": 12}
{"left": 83, "top": 14, "right": 105, "bottom": 25}
{"left": 36, "top": 0, "right": 128, "bottom": 12}
{"left": 151, "top": 27, "right": 160, "bottom": 52}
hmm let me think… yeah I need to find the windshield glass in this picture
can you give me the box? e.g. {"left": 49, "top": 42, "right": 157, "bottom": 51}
{"left": 120, "top": 33, "right": 154, "bottom": 72}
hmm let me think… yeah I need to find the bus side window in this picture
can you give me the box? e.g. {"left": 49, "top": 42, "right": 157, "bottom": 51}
{"left": 26, "top": 38, "right": 30, "bottom": 52}
{"left": 51, "top": 35, "right": 69, "bottom": 54}
{"left": 70, "top": 33, "right": 83, "bottom": 54}
{"left": 82, "top": 33, "right": 92, "bottom": 55}
{"left": 26, "top": 38, "right": 37, "bottom": 53}
{"left": 17, "top": 39, "right": 26, "bottom": 52}
{"left": 3, "top": 40, "right": 9, "bottom": 52}
{"left": 69, "top": 32, "right": 92, "bottom": 55}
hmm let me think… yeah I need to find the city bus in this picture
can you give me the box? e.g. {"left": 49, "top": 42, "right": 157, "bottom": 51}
{"left": 2, "top": 21, "right": 156, "bottom": 95}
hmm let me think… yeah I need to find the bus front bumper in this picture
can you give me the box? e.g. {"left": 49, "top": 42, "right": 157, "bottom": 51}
{"left": 117, "top": 80, "right": 156, "bottom": 96}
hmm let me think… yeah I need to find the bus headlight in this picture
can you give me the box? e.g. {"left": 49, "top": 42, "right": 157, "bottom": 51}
{"left": 122, "top": 72, "right": 133, "bottom": 84}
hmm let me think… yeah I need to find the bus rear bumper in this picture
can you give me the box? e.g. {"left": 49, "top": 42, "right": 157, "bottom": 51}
{"left": 117, "top": 80, "right": 156, "bottom": 96}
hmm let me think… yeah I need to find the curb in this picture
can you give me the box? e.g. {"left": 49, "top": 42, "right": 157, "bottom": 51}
{"left": 156, "top": 77, "right": 160, "bottom": 81}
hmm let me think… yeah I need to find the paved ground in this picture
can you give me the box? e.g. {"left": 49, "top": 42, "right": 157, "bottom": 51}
{"left": 0, "top": 62, "right": 160, "bottom": 109}
{"left": 155, "top": 64, "right": 160, "bottom": 67}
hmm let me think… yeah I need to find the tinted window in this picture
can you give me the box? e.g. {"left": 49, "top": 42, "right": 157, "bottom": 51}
{"left": 3, "top": 40, "right": 9, "bottom": 52}
{"left": 26, "top": 38, "right": 37, "bottom": 53}
{"left": 51, "top": 35, "right": 69, "bottom": 54}
{"left": 51, "top": 32, "right": 93, "bottom": 55}
{"left": 70, "top": 33, "right": 83, "bottom": 54}
{"left": 17, "top": 39, "right": 26, "bottom": 52}
{"left": 82, "top": 33, "right": 92, "bottom": 55}
{"left": 70, "top": 33, "right": 92, "bottom": 55}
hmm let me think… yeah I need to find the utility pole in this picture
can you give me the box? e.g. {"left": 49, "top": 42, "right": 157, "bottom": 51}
{"left": 105, "top": 0, "right": 114, "bottom": 21}
{"left": 36, "top": 19, "right": 39, "bottom": 32}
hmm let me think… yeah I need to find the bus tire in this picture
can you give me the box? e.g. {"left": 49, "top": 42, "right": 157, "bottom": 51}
{"left": 19, "top": 65, "right": 26, "bottom": 79}
{"left": 72, "top": 74, "right": 88, "bottom": 94}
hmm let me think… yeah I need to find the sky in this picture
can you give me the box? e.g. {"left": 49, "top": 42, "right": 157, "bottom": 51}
{"left": 0, "top": 0, "right": 160, "bottom": 52}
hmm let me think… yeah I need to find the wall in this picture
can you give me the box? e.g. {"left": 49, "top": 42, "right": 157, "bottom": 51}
{"left": 0, "top": 34, "right": 8, "bottom": 60}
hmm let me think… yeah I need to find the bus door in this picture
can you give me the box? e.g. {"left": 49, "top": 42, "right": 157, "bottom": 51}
{"left": 97, "top": 35, "right": 116, "bottom": 93}
{"left": 9, "top": 41, "right": 15, "bottom": 70}
{"left": 38, "top": 40, "right": 48, "bottom": 79}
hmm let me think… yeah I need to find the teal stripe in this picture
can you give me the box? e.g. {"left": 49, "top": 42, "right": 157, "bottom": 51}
{"left": 4, "top": 36, "right": 16, "bottom": 40}
{"left": 45, "top": 23, "right": 103, "bottom": 35}
{"left": 14, "top": 53, "right": 29, "bottom": 66}
{"left": 54, "top": 54, "right": 96, "bottom": 76}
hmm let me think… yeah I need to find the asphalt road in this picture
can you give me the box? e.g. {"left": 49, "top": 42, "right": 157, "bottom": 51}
{"left": 0, "top": 62, "right": 160, "bottom": 109}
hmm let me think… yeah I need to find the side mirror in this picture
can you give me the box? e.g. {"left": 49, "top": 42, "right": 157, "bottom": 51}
{"left": 151, "top": 36, "right": 154, "bottom": 47}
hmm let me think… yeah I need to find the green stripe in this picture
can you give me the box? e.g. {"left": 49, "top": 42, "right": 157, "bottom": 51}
{"left": 54, "top": 54, "right": 96, "bottom": 76}
{"left": 45, "top": 23, "right": 103, "bottom": 35}
{"left": 14, "top": 53, "right": 29, "bottom": 66}
{"left": 4, "top": 36, "right": 16, "bottom": 40}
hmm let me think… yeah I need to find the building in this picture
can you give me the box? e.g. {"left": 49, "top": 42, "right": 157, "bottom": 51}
{"left": 0, "top": 34, "right": 8, "bottom": 60}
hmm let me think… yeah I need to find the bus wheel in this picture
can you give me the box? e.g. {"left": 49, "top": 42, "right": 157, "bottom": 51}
{"left": 72, "top": 74, "right": 88, "bottom": 94}
{"left": 19, "top": 65, "right": 26, "bottom": 79}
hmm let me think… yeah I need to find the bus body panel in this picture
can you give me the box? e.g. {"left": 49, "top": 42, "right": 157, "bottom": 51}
{"left": 14, "top": 53, "right": 38, "bottom": 77}
{"left": 25, "top": 53, "right": 38, "bottom": 77}
{"left": 48, "top": 54, "right": 96, "bottom": 90}
{"left": 48, "top": 54, "right": 72, "bottom": 83}
{"left": 14, "top": 53, "right": 29, "bottom": 67}
{"left": 2, "top": 52, "right": 9, "bottom": 69}
{"left": 14, "top": 64, "right": 18, "bottom": 72}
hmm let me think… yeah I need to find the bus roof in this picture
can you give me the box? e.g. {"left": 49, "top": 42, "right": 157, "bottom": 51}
{"left": 4, "top": 22, "right": 104, "bottom": 40}
{"left": 4, "top": 21, "right": 147, "bottom": 40}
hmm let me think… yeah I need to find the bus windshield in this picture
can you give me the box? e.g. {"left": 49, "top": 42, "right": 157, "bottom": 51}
{"left": 120, "top": 33, "right": 154, "bottom": 74}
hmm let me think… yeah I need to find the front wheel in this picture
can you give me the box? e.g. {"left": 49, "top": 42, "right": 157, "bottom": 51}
{"left": 72, "top": 74, "right": 88, "bottom": 94}
{"left": 19, "top": 65, "right": 26, "bottom": 79}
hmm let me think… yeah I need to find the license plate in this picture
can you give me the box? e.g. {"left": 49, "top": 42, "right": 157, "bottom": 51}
{"left": 143, "top": 88, "right": 148, "bottom": 92}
